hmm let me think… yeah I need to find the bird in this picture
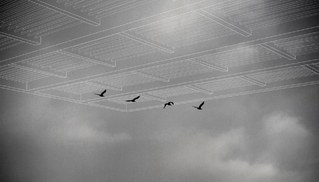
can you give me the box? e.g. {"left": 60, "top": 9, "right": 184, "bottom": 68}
{"left": 193, "top": 101, "right": 205, "bottom": 110}
{"left": 95, "top": 89, "right": 107, "bottom": 97}
{"left": 126, "top": 95, "right": 140, "bottom": 102}
{"left": 163, "top": 101, "right": 174, "bottom": 109}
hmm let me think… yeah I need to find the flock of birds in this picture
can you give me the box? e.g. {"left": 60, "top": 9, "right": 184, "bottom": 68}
{"left": 95, "top": 89, "right": 205, "bottom": 110}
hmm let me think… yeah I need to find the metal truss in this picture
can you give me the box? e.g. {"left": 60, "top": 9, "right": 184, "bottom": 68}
{"left": 1, "top": 0, "right": 319, "bottom": 112}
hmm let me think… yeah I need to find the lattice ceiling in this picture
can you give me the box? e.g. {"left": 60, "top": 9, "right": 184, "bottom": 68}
{"left": 1, "top": 0, "right": 319, "bottom": 112}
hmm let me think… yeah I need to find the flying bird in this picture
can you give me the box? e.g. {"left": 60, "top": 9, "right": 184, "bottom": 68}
{"left": 163, "top": 101, "right": 174, "bottom": 109}
{"left": 126, "top": 95, "right": 140, "bottom": 102}
{"left": 193, "top": 101, "right": 205, "bottom": 110}
{"left": 95, "top": 89, "right": 107, "bottom": 97}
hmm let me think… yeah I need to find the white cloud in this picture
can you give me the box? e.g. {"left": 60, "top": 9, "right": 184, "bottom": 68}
{"left": 155, "top": 112, "right": 312, "bottom": 182}
{"left": 157, "top": 127, "right": 277, "bottom": 182}
{"left": 48, "top": 116, "right": 131, "bottom": 143}
{"left": 263, "top": 112, "right": 308, "bottom": 137}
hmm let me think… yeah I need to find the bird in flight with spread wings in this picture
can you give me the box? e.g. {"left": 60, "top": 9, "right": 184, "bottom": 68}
{"left": 95, "top": 89, "right": 107, "bottom": 97}
{"left": 126, "top": 95, "right": 140, "bottom": 102}
{"left": 193, "top": 101, "right": 205, "bottom": 110}
{"left": 163, "top": 101, "right": 174, "bottom": 109}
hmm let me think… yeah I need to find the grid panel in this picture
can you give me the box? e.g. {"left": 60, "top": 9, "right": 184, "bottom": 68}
{"left": 139, "top": 59, "right": 214, "bottom": 80}
{"left": 91, "top": 72, "right": 157, "bottom": 88}
{"left": 0, "top": 0, "right": 81, "bottom": 39}
{"left": 52, "top": 82, "right": 107, "bottom": 95}
{"left": 195, "top": 77, "right": 253, "bottom": 92}
{"left": 0, "top": 36, "right": 23, "bottom": 52}
{"left": 247, "top": 66, "right": 316, "bottom": 83}
{"left": 147, "top": 86, "right": 198, "bottom": 98}
{"left": 131, "top": 11, "right": 236, "bottom": 48}
{"left": 197, "top": 45, "right": 281, "bottom": 68}
{"left": 56, "top": 0, "right": 153, "bottom": 18}
{"left": 23, "top": 51, "right": 95, "bottom": 72}
{"left": 205, "top": 0, "right": 319, "bottom": 31}
{"left": 68, "top": 34, "right": 161, "bottom": 62}
{"left": 274, "top": 32, "right": 319, "bottom": 56}
{"left": 0, "top": 65, "right": 48, "bottom": 83}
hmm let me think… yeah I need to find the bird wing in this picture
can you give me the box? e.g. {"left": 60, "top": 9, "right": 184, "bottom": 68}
{"left": 133, "top": 95, "right": 140, "bottom": 100}
{"left": 199, "top": 101, "right": 205, "bottom": 107}
{"left": 101, "top": 89, "right": 107, "bottom": 94}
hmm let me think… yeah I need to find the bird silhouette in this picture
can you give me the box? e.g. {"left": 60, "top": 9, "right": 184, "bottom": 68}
{"left": 95, "top": 89, "right": 107, "bottom": 97}
{"left": 126, "top": 95, "right": 140, "bottom": 102}
{"left": 193, "top": 101, "right": 205, "bottom": 110}
{"left": 163, "top": 101, "right": 174, "bottom": 109}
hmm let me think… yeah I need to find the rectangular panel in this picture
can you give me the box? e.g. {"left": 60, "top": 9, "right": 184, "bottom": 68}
{"left": 66, "top": 34, "right": 163, "bottom": 63}
{"left": 1, "top": 0, "right": 80, "bottom": 41}
{"left": 205, "top": 0, "right": 319, "bottom": 31}
{"left": 146, "top": 86, "right": 198, "bottom": 98}
{"left": 0, "top": 24, "right": 41, "bottom": 45}
{"left": 90, "top": 71, "right": 157, "bottom": 89}
{"left": 195, "top": 9, "right": 251, "bottom": 37}
{"left": 29, "top": 0, "right": 101, "bottom": 26}
{"left": 37, "top": 89, "right": 81, "bottom": 101}
{"left": 139, "top": 59, "right": 214, "bottom": 80}
{"left": 22, "top": 51, "right": 95, "bottom": 73}
{"left": 51, "top": 82, "right": 107, "bottom": 95}
{"left": 274, "top": 32, "right": 319, "bottom": 56}
{"left": 246, "top": 66, "right": 316, "bottom": 83}
{"left": 196, "top": 45, "right": 281, "bottom": 68}
{"left": 195, "top": 77, "right": 254, "bottom": 92}
{"left": 0, "top": 65, "right": 48, "bottom": 83}
{"left": 0, "top": 36, "right": 23, "bottom": 52}
{"left": 130, "top": 11, "right": 237, "bottom": 48}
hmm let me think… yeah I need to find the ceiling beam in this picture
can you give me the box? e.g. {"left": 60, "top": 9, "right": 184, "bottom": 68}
{"left": 240, "top": 75, "right": 266, "bottom": 87}
{"left": 185, "top": 84, "right": 213, "bottom": 95}
{"left": 260, "top": 42, "right": 296, "bottom": 60}
{"left": 142, "top": 93, "right": 167, "bottom": 102}
{"left": 58, "top": 50, "right": 116, "bottom": 67}
{"left": 28, "top": 0, "right": 101, "bottom": 26}
{"left": 86, "top": 81, "right": 123, "bottom": 91}
{"left": 134, "top": 70, "right": 170, "bottom": 83}
{"left": 195, "top": 9, "right": 252, "bottom": 37}
{"left": 10, "top": 62, "right": 67, "bottom": 78}
{"left": 191, "top": 58, "right": 229, "bottom": 72}
{"left": 120, "top": 31, "right": 175, "bottom": 53}
{"left": 303, "top": 64, "right": 319, "bottom": 74}
{"left": 0, "top": 22, "right": 41, "bottom": 45}
{"left": 1, "top": 6, "right": 318, "bottom": 68}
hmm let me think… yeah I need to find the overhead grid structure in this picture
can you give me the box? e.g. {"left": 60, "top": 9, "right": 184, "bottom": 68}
{"left": 1, "top": 0, "right": 319, "bottom": 112}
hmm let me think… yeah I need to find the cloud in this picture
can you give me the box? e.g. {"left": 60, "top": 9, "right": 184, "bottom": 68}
{"left": 153, "top": 112, "right": 313, "bottom": 182}
{"left": 263, "top": 112, "right": 308, "bottom": 137}
{"left": 47, "top": 116, "right": 131, "bottom": 143}
{"left": 260, "top": 112, "right": 312, "bottom": 172}
{"left": 164, "top": 129, "right": 276, "bottom": 181}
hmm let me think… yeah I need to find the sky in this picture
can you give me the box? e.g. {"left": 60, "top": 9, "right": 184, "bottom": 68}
{"left": 0, "top": 84, "right": 318, "bottom": 182}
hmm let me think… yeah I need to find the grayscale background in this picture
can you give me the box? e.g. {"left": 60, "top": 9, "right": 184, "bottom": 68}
{"left": 0, "top": 1, "right": 319, "bottom": 182}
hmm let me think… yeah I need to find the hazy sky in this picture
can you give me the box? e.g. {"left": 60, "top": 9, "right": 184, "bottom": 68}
{"left": 1, "top": 85, "right": 318, "bottom": 182}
